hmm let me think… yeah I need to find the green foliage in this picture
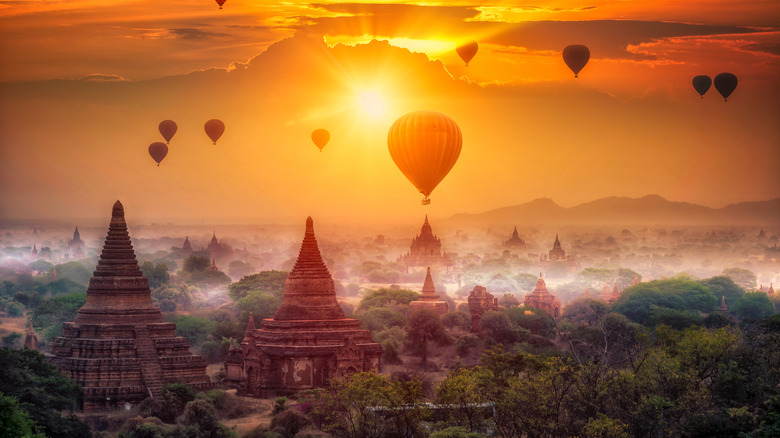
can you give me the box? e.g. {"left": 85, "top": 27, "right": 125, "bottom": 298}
{"left": 506, "top": 306, "right": 556, "bottom": 336}
{"left": 612, "top": 278, "right": 717, "bottom": 326}
{"left": 0, "top": 347, "right": 90, "bottom": 438}
{"left": 441, "top": 311, "right": 471, "bottom": 331}
{"left": 733, "top": 291, "right": 775, "bottom": 322}
{"left": 52, "top": 262, "right": 91, "bottom": 285}
{"left": 118, "top": 416, "right": 167, "bottom": 438}
{"left": 227, "top": 260, "right": 254, "bottom": 281}
{"left": 563, "top": 297, "right": 610, "bottom": 326}
{"left": 228, "top": 270, "right": 288, "bottom": 301}
{"left": 480, "top": 310, "right": 527, "bottom": 346}
{"left": 359, "top": 308, "right": 406, "bottom": 332}
{"left": 270, "top": 408, "right": 311, "bottom": 438}
{"left": 435, "top": 367, "right": 495, "bottom": 432}
{"left": 582, "top": 414, "right": 631, "bottom": 438}
{"left": 307, "top": 372, "right": 427, "bottom": 438}
{"left": 455, "top": 333, "right": 480, "bottom": 356}
{"left": 31, "top": 292, "right": 86, "bottom": 341}
{"left": 183, "top": 255, "right": 212, "bottom": 273}
{"left": 0, "top": 393, "right": 46, "bottom": 438}
{"left": 187, "top": 270, "right": 231, "bottom": 289}
{"left": 429, "top": 427, "right": 486, "bottom": 438}
{"left": 236, "top": 290, "right": 282, "bottom": 321}
{"left": 700, "top": 276, "right": 744, "bottom": 304}
{"left": 646, "top": 306, "right": 704, "bottom": 329}
{"left": 44, "top": 278, "right": 86, "bottom": 296}
{"left": 722, "top": 267, "right": 757, "bottom": 290}
{"left": 161, "top": 383, "right": 196, "bottom": 408}
{"left": 2, "top": 332, "right": 22, "bottom": 348}
{"left": 358, "top": 288, "right": 419, "bottom": 313}
{"left": 4, "top": 300, "right": 24, "bottom": 316}
{"left": 141, "top": 262, "right": 170, "bottom": 289}
{"left": 405, "top": 309, "right": 450, "bottom": 367}
{"left": 170, "top": 315, "right": 215, "bottom": 346}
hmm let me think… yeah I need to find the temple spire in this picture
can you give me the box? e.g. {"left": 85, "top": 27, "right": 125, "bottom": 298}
{"left": 720, "top": 296, "right": 729, "bottom": 313}
{"left": 243, "top": 313, "right": 256, "bottom": 342}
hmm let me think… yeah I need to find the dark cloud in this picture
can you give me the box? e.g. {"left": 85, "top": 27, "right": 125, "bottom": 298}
{"left": 297, "top": 3, "right": 763, "bottom": 59}
{"left": 169, "top": 28, "right": 230, "bottom": 40}
{"left": 741, "top": 42, "right": 780, "bottom": 56}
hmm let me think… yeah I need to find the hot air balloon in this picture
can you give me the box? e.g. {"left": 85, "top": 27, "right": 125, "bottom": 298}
{"left": 311, "top": 129, "right": 330, "bottom": 152}
{"left": 692, "top": 75, "right": 712, "bottom": 98}
{"left": 387, "top": 111, "right": 462, "bottom": 205}
{"left": 158, "top": 120, "right": 177, "bottom": 144}
{"left": 714, "top": 73, "right": 738, "bottom": 102}
{"left": 563, "top": 45, "right": 590, "bottom": 78}
{"left": 215, "top": 0, "right": 226, "bottom": 9}
{"left": 204, "top": 119, "right": 225, "bottom": 145}
{"left": 149, "top": 142, "right": 168, "bottom": 166}
{"left": 456, "top": 41, "right": 479, "bottom": 66}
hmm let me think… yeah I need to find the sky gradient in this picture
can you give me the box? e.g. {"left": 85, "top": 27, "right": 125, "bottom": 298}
{"left": 0, "top": 0, "right": 778, "bottom": 224}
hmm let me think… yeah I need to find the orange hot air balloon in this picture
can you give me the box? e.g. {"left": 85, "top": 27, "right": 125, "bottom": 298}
{"left": 456, "top": 41, "right": 478, "bottom": 66}
{"left": 149, "top": 142, "right": 168, "bottom": 166}
{"left": 158, "top": 120, "right": 177, "bottom": 144}
{"left": 311, "top": 129, "right": 330, "bottom": 152}
{"left": 563, "top": 45, "right": 590, "bottom": 78}
{"left": 204, "top": 119, "right": 225, "bottom": 145}
{"left": 215, "top": 0, "right": 226, "bottom": 9}
{"left": 387, "top": 111, "right": 462, "bottom": 205}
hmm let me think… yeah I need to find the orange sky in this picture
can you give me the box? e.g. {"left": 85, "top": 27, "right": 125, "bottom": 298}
{"left": 0, "top": 0, "right": 778, "bottom": 224}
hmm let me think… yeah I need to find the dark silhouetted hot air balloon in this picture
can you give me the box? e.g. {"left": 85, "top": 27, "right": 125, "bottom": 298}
{"left": 563, "top": 45, "right": 590, "bottom": 78}
{"left": 387, "top": 111, "right": 462, "bottom": 205}
{"left": 149, "top": 142, "right": 168, "bottom": 166}
{"left": 714, "top": 73, "right": 738, "bottom": 102}
{"left": 204, "top": 119, "right": 225, "bottom": 145}
{"left": 311, "top": 129, "right": 330, "bottom": 152}
{"left": 692, "top": 75, "right": 712, "bottom": 98}
{"left": 158, "top": 120, "right": 177, "bottom": 144}
{"left": 456, "top": 41, "right": 478, "bottom": 66}
{"left": 215, "top": 0, "right": 226, "bottom": 9}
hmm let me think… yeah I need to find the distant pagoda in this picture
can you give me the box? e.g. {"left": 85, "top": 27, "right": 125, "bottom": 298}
{"left": 24, "top": 320, "right": 39, "bottom": 351}
{"left": 398, "top": 215, "right": 452, "bottom": 272}
{"left": 68, "top": 226, "right": 85, "bottom": 258}
{"left": 548, "top": 234, "right": 566, "bottom": 261}
{"left": 49, "top": 201, "right": 212, "bottom": 411}
{"left": 409, "top": 267, "right": 448, "bottom": 317}
{"left": 182, "top": 236, "right": 192, "bottom": 254}
{"left": 225, "top": 217, "right": 382, "bottom": 397}
{"left": 503, "top": 226, "right": 526, "bottom": 248}
{"left": 523, "top": 273, "right": 562, "bottom": 318}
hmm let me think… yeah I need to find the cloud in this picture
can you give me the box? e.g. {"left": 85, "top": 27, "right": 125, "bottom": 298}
{"left": 169, "top": 27, "right": 230, "bottom": 40}
{"left": 82, "top": 73, "right": 128, "bottom": 81}
{"left": 741, "top": 42, "right": 780, "bottom": 56}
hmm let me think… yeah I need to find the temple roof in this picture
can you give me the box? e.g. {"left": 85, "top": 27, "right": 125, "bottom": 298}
{"left": 273, "top": 217, "right": 345, "bottom": 321}
{"left": 552, "top": 234, "right": 562, "bottom": 249}
{"left": 420, "top": 215, "right": 434, "bottom": 238}
{"left": 418, "top": 267, "right": 441, "bottom": 301}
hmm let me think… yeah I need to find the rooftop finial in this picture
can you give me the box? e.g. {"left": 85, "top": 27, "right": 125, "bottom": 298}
{"left": 112, "top": 200, "right": 124, "bottom": 220}
{"left": 306, "top": 216, "right": 314, "bottom": 232}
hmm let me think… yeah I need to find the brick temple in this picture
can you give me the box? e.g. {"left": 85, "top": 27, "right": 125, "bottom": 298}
{"left": 468, "top": 285, "right": 498, "bottom": 333}
{"left": 225, "top": 217, "right": 382, "bottom": 397}
{"left": 523, "top": 273, "right": 562, "bottom": 317}
{"left": 409, "top": 267, "right": 448, "bottom": 317}
{"left": 49, "top": 201, "right": 212, "bottom": 411}
{"left": 398, "top": 215, "right": 452, "bottom": 273}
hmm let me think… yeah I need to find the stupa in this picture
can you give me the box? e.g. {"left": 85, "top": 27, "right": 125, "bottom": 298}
{"left": 24, "top": 320, "right": 39, "bottom": 350}
{"left": 503, "top": 226, "right": 526, "bottom": 248}
{"left": 523, "top": 273, "right": 562, "bottom": 318}
{"left": 49, "top": 201, "right": 212, "bottom": 411}
{"left": 225, "top": 217, "right": 382, "bottom": 397}
{"left": 409, "top": 267, "right": 448, "bottom": 317}
{"left": 468, "top": 285, "right": 498, "bottom": 333}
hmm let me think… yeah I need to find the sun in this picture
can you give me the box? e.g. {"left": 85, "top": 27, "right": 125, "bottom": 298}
{"left": 358, "top": 90, "right": 386, "bottom": 118}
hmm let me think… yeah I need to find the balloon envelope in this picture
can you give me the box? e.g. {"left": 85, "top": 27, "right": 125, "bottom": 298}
{"left": 158, "top": 120, "right": 177, "bottom": 143}
{"left": 563, "top": 45, "right": 590, "bottom": 78}
{"left": 387, "top": 111, "right": 462, "bottom": 205}
{"left": 456, "top": 41, "right": 478, "bottom": 66}
{"left": 714, "top": 73, "right": 738, "bottom": 101}
{"left": 692, "top": 75, "right": 712, "bottom": 98}
{"left": 311, "top": 129, "right": 330, "bottom": 151}
{"left": 215, "top": 0, "right": 226, "bottom": 8}
{"left": 149, "top": 142, "right": 168, "bottom": 166}
{"left": 204, "top": 119, "right": 225, "bottom": 145}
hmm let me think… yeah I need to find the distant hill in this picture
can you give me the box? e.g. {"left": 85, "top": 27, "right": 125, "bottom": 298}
{"left": 446, "top": 195, "right": 780, "bottom": 226}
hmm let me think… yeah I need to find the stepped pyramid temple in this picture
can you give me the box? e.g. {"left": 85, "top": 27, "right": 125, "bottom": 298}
{"left": 399, "top": 215, "right": 452, "bottom": 272}
{"left": 409, "top": 267, "right": 449, "bottom": 317}
{"left": 49, "top": 201, "right": 212, "bottom": 411}
{"left": 523, "top": 273, "right": 562, "bottom": 318}
{"left": 225, "top": 217, "right": 382, "bottom": 397}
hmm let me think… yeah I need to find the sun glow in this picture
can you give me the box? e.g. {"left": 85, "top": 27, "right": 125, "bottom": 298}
{"left": 358, "top": 90, "right": 387, "bottom": 118}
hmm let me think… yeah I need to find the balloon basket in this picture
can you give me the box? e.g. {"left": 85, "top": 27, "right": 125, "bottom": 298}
{"left": 421, "top": 197, "right": 431, "bottom": 205}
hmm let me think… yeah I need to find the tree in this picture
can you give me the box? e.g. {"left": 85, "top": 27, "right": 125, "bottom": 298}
{"left": 228, "top": 270, "right": 288, "bottom": 301}
{"left": 170, "top": 315, "right": 215, "bottom": 346}
{"left": 31, "top": 292, "right": 86, "bottom": 341}
{"left": 405, "top": 309, "right": 450, "bottom": 368}
{"left": 733, "top": 292, "right": 775, "bottom": 322}
{"left": 435, "top": 367, "right": 496, "bottom": 432}
{"left": 514, "top": 273, "right": 539, "bottom": 292}
{"left": 359, "top": 308, "right": 406, "bottom": 332}
{"left": 0, "top": 393, "right": 46, "bottom": 438}
{"left": 722, "top": 268, "right": 758, "bottom": 290}
{"left": 700, "top": 276, "right": 744, "bottom": 305}
{"left": 4, "top": 300, "right": 24, "bottom": 316}
{"left": 51, "top": 262, "right": 91, "bottom": 286}
{"left": 498, "top": 293, "right": 520, "bottom": 308}
{"left": 442, "top": 311, "right": 471, "bottom": 331}
{"left": 187, "top": 270, "right": 231, "bottom": 289}
{"left": 227, "top": 260, "right": 254, "bottom": 281}
{"left": 183, "top": 255, "right": 211, "bottom": 273}
{"left": 612, "top": 278, "right": 717, "bottom": 326}
{"left": 236, "top": 290, "right": 282, "bottom": 321}
{"left": 140, "top": 262, "right": 170, "bottom": 289}
{"left": 480, "top": 310, "right": 526, "bottom": 347}
{"left": 358, "top": 288, "right": 419, "bottom": 313}
{"left": 0, "top": 348, "right": 91, "bottom": 438}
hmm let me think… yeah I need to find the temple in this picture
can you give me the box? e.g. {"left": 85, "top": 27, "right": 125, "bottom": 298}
{"left": 49, "top": 201, "right": 212, "bottom": 411}
{"left": 24, "top": 320, "right": 39, "bottom": 350}
{"left": 720, "top": 296, "right": 729, "bottom": 313}
{"left": 467, "top": 285, "right": 498, "bottom": 333}
{"left": 224, "top": 217, "right": 382, "bottom": 397}
{"left": 540, "top": 234, "right": 578, "bottom": 277}
{"left": 207, "top": 231, "right": 223, "bottom": 255}
{"left": 503, "top": 226, "right": 526, "bottom": 248}
{"left": 608, "top": 282, "right": 621, "bottom": 304}
{"left": 548, "top": 234, "right": 565, "bottom": 261}
{"left": 68, "top": 226, "right": 85, "bottom": 258}
{"left": 182, "top": 236, "right": 192, "bottom": 254}
{"left": 409, "top": 267, "right": 448, "bottom": 317}
{"left": 398, "top": 215, "right": 452, "bottom": 273}
{"left": 523, "top": 273, "right": 562, "bottom": 318}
